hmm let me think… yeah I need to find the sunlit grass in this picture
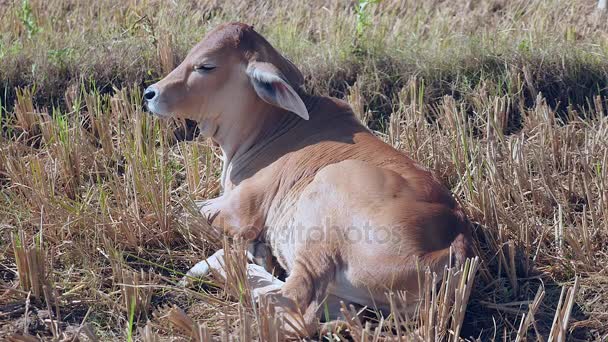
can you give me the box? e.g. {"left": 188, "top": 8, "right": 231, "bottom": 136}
{"left": 1, "top": 0, "right": 607, "bottom": 340}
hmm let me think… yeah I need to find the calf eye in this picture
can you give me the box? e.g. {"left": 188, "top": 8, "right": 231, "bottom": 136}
{"left": 194, "top": 64, "right": 216, "bottom": 72}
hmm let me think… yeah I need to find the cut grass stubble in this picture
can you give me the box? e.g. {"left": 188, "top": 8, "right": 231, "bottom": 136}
{"left": 1, "top": 0, "right": 608, "bottom": 340}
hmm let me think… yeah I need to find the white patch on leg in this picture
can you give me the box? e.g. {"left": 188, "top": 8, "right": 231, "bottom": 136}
{"left": 179, "top": 249, "right": 226, "bottom": 286}
{"left": 195, "top": 198, "right": 223, "bottom": 222}
{"left": 179, "top": 244, "right": 284, "bottom": 300}
{"left": 246, "top": 263, "right": 284, "bottom": 299}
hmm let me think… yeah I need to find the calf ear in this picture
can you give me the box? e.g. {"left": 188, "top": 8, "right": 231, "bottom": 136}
{"left": 246, "top": 61, "right": 309, "bottom": 120}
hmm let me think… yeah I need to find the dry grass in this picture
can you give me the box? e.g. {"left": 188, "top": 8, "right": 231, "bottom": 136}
{"left": 1, "top": 0, "right": 608, "bottom": 340}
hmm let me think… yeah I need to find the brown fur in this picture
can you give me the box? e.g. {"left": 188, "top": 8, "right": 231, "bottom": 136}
{"left": 145, "top": 22, "right": 474, "bottom": 337}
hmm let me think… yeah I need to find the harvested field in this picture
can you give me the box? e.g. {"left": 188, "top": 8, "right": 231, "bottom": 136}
{"left": 1, "top": 0, "right": 607, "bottom": 340}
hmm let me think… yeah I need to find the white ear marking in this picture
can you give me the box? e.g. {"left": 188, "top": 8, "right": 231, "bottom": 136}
{"left": 247, "top": 62, "right": 309, "bottom": 120}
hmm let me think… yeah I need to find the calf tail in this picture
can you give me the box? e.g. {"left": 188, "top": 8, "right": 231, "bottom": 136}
{"left": 451, "top": 207, "right": 475, "bottom": 268}
{"left": 425, "top": 207, "right": 474, "bottom": 274}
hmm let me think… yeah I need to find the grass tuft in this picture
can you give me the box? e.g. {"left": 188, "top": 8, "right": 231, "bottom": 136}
{"left": 1, "top": 0, "right": 607, "bottom": 340}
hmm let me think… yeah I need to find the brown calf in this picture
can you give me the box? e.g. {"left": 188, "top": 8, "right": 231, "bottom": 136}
{"left": 145, "top": 22, "right": 473, "bottom": 337}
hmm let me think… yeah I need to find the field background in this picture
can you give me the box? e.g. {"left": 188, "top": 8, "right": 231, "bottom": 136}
{"left": 1, "top": 0, "right": 607, "bottom": 340}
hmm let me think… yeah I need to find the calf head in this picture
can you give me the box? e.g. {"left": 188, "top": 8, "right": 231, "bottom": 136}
{"left": 145, "top": 22, "right": 308, "bottom": 138}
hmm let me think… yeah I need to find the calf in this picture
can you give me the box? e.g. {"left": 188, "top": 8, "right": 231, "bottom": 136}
{"left": 145, "top": 22, "right": 473, "bottom": 336}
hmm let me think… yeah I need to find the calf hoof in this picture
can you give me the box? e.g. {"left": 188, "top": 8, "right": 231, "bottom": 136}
{"left": 178, "top": 249, "right": 226, "bottom": 287}
{"left": 262, "top": 293, "right": 315, "bottom": 338}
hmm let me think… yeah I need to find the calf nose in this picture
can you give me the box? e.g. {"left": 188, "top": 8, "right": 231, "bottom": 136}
{"left": 144, "top": 86, "right": 158, "bottom": 101}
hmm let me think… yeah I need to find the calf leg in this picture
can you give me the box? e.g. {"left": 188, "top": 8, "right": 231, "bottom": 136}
{"left": 265, "top": 251, "right": 337, "bottom": 337}
{"left": 178, "top": 249, "right": 227, "bottom": 286}
{"left": 179, "top": 243, "right": 284, "bottom": 300}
